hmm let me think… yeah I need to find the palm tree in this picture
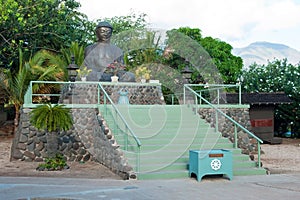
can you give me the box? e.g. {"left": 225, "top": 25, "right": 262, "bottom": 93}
{"left": 61, "top": 41, "right": 85, "bottom": 81}
{"left": 0, "top": 49, "right": 66, "bottom": 132}
{"left": 1, "top": 49, "right": 32, "bottom": 129}
{"left": 30, "top": 103, "right": 73, "bottom": 157}
{"left": 61, "top": 41, "right": 85, "bottom": 66}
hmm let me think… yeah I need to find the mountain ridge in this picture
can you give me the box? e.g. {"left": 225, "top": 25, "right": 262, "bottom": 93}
{"left": 232, "top": 41, "right": 300, "bottom": 68}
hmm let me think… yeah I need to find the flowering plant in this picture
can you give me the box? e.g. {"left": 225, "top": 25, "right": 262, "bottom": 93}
{"left": 107, "top": 61, "right": 125, "bottom": 75}
{"left": 135, "top": 66, "right": 151, "bottom": 81}
{"left": 76, "top": 66, "right": 92, "bottom": 78}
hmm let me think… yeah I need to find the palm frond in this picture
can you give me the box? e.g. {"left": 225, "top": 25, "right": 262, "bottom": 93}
{"left": 30, "top": 104, "right": 73, "bottom": 132}
{"left": 61, "top": 42, "right": 85, "bottom": 66}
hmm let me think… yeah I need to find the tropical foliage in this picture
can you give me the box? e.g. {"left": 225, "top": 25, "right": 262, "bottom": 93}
{"left": 0, "top": 49, "right": 66, "bottom": 129}
{"left": 0, "top": 49, "right": 30, "bottom": 126}
{"left": 30, "top": 103, "right": 73, "bottom": 132}
{"left": 166, "top": 27, "right": 243, "bottom": 84}
{"left": 98, "top": 12, "right": 148, "bottom": 35}
{"left": 0, "top": 0, "right": 91, "bottom": 69}
{"left": 120, "top": 31, "right": 163, "bottom": 68}
{"left": 200, "top": 36, "right": 243, "bottom": 84}
{"left": 61, "top": 42, "right": 85, "bottom": 67}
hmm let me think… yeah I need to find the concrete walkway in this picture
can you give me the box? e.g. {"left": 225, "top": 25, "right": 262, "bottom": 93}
{"left": 1, "top": 174, "right": 300, "bottom": 200}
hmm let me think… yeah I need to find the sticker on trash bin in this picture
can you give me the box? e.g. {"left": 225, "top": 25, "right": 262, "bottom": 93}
{"left": 211, "top": 159, "right": 222, "bottom": 170}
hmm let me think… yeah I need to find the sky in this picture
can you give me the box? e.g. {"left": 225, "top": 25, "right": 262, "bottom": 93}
{"left": 78, "top": 0, "right": 300, "bottom": 51}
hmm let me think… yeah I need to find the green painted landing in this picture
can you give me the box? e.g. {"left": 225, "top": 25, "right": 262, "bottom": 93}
{"left": 99, "top": 105, "right": 266, "bottom": 180}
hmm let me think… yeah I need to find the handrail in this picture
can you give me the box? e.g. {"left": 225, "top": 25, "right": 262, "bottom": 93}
{"left": 98, "top": 83, "right": 141, "bottom": 147}
{"left": 98, "top": 83, "right": 141, "bottom": 173}
{"left": 184, "top": 85, "right": 263, "bottom": 168}
{"left": 187, "top": 83, "right": 242, "bottom": 105}
{"left": 163, "top": 83, "right": 242, "bottom": 105}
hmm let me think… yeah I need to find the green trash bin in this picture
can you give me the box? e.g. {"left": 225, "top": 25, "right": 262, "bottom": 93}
{"left": 189, "top": 149, "right": 233, "bottom": 181}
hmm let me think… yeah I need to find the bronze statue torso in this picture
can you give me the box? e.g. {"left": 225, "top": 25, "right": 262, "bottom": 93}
{"left": 84, "top": 42, "right": 123, "bottom": 81}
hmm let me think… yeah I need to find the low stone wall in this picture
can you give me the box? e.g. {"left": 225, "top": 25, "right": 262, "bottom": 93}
{"left": 60, "top": 82, "right": 165, "bottom": 105}
{"left": 198, "top": 107, "right": 257, "bottom": 154}
{"left": 10, "top": 108, "right": 91, "bottom": 162}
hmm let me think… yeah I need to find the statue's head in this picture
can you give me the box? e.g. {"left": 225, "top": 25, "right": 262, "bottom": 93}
{"left": 95, "top": 21, "right": 113, "bottom": 43}
{"left": 96, "top": 21, "right": 113, "bottom": 30}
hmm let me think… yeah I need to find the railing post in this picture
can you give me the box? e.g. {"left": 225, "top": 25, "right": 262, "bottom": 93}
{"left": 217, "top": 89, "right": 220, "bottom": 105}
{"left": 97, "top": 85, "right": 100, "bottom": 105}
{"left": 183, "top": 85, "right": 186, "bottom": 104}
{"left": 137, "top": 146, "right": 141, "bottom": 173}
{"left": 24, "top": 81, "right": 33, "bottom": 106}
{"left": 234, "top": 125, "right": 238, "bottom": 148}
{"left": 104, "top": 95, "right": 107, "bottom": 115}
{"left": 30, "top": 81, "right": 33, "bottom": 104}
{"left": 171, "top": 94, "right": 174, "bottom": 105}
{"left": 239, "top": 83, "right": 242, "bottom": 105}
{"left": 257, "top": 142, "right": 261, "bottom": 168}
{"left": 215, "top": 109, "right": 218, "bottom": 132}
{"left": 199, "top": 91, "right": 202, "bottom": 105}
{"left": 125, "top": 126, "right": 128, "bottom": 151}
{"left": 194, "top": 94, "right": 198, "bottom": 114}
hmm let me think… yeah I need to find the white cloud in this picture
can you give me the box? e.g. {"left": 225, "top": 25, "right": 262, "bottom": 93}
{"left": 253, "top": 0, "right": 300, "bottom": 31}
{"left": 78, "top": 0, "right": 300, "bottom": 50}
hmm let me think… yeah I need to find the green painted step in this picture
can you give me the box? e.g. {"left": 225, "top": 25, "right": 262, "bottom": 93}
{"left": 122, "top": 143, "right": 235, "bottom": 152}
{"left": 233, "top": 168, "right": 266, "bottom": 176}
{"left": 125, "top": 150, "right": 252, "bottom": 163}
{"left": 138, "top": 170, "right": 189, "bottom": 180}
{"left": 99, "top": 104, "right": 266, "bottom": 179}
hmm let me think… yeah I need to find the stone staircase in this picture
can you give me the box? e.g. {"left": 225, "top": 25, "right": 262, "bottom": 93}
{"left": 99, "top": 104, "right": 266, "bottom": 180}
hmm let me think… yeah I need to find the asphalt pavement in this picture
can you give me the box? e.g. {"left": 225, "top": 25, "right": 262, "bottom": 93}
{"left": 1, "top": 174, "right": 300, "bottom": 200}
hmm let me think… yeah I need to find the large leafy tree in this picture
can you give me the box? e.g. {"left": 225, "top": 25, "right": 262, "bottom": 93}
{"left": 98, "top": 13, "right": 165, "bottom": 75}
{"left": 92, "top": 12, "right": 150, "bottom": 57}
{"left": 200, "top": 36, "right": 243, "bottom": 84}
{"left": 171, "top": 27, "right": 243, "bottom": 84}
{"left": 119, "top": 30, "right": 163, "bottom": 68}
{"left": 0, "top": 0, "right": 92, "bottom": 69}
{"left": 240, "top": 59, "right": 300, "bottom": 136}
{"left": 98, "top": 12, "right": 148, "bottom": 35}
{"left": 164, "top": 28, "right": 212, "bottom": 84}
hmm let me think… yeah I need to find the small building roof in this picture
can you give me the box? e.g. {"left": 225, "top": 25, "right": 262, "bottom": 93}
{"left": 226, "top": 92, "right": 292, "bottom": 105}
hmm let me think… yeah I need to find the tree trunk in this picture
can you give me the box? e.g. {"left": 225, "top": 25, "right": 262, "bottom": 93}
{"left": 46, "top": 131, "right": 59, "bottom": 158}
{"left": 13, "top": 105, "right": 20, "bottom": 135}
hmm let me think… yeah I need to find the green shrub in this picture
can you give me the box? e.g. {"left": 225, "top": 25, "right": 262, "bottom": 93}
{"left": 36, "top": 154, "right": 69, "bottom": 171}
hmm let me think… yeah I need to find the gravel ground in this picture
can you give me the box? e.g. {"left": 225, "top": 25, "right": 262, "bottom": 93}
{"left": 0, "top": 137, "right": 299, "bottom": 178}
{"left": 260, "top": 138, "right": 300, "bottom": 174}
